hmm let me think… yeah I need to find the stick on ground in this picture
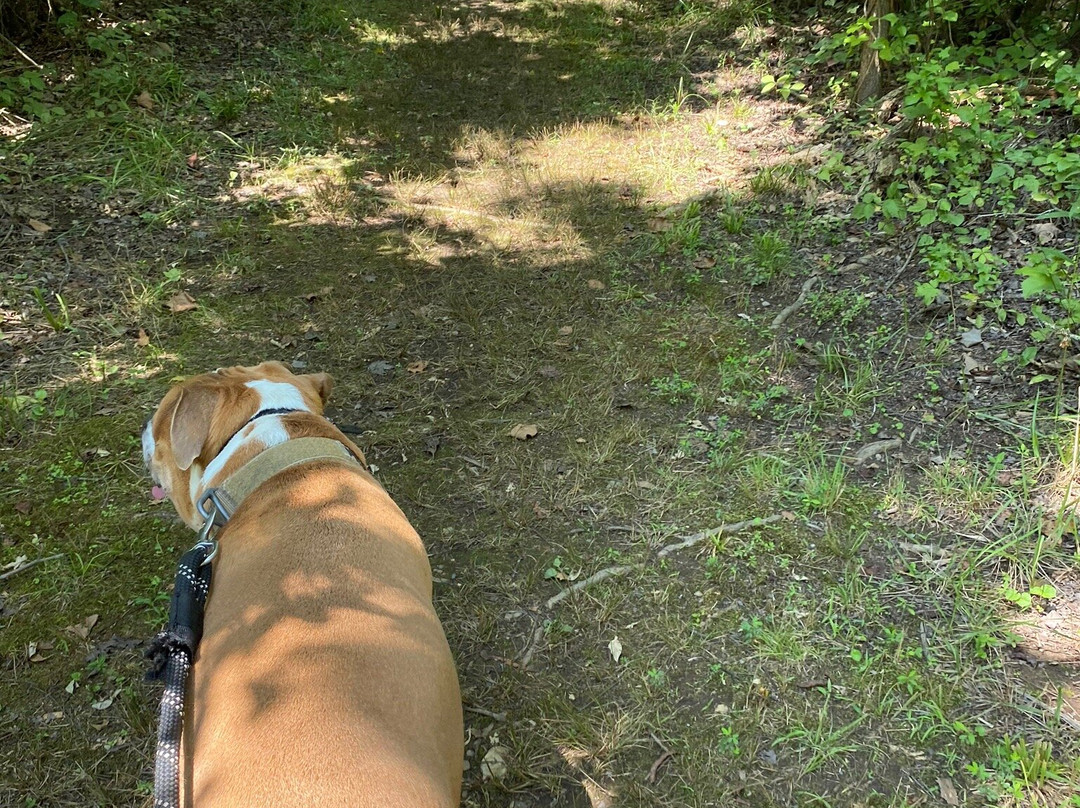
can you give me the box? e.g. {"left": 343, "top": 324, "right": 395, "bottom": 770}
{"left": 519, "top": 514, "right": 784, "bottom": 669}
{"left": 770, "top": 275, "right": 819, "bottom": 330}
{"left": 0, "top": 554, "right": 64, "bottom": 581}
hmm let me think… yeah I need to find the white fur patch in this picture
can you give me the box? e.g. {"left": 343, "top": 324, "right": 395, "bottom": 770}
{"left": 141, "top": 421, "right": 155, "bottom": 468}
{"left": 244, "top": 379, "right": 310, "bottom": 412}
{"left": 197, "top": 380, "right": 311, "bottom": 491}
{"left": 202, "top": 416, "right": 292, "bottom": 487}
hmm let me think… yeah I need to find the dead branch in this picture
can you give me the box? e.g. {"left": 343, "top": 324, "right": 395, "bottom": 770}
{"left": 544, "top": 564, "right": 642, "bottom": 610}
{"left": 646, "top": 751, "right": 674, "bottom": 783}
{"left": 0, "top": 554, "right": 64, "bottom": 581}
{"left": 770, "top": 275, "right": 820, "bottom": 330}
{"left": 0, "top": 34, "right": 43, "bottom": 70}
{"left": 519, "top": 514, "right": 784, "bottom": 669}
{"left": 464, "top": 705, "right": 508, "bottom": 722}
{"left": 520, "top": 623, "right": 548, "bottom": 670}
{"left": 657, "top": 514, "right": 785, "bottom": 558}
{"left": 851, "top": 437, "right": 902, "bottom": 465}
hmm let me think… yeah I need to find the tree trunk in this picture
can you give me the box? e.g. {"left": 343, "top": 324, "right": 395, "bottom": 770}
{"left": 855, "top": 0, "right": 894, "bottom": 105}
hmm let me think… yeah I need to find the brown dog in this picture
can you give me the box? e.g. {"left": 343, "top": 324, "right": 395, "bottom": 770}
{"left": 142, "top": 361, "right": 463, "bottom": 807}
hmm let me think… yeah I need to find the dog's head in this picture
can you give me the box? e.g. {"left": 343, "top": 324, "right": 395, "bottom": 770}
{"left": 142, "top": 361, "right": 332, "bottom": 528}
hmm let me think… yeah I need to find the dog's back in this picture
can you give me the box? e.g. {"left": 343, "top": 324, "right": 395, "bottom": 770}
{"left": 186, "top": 461, "right": 463, "bottom": 807}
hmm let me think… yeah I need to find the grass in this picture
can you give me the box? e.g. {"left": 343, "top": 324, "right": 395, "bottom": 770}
{"left": 3, "top": 0, "right": 1080, "bottom": 806}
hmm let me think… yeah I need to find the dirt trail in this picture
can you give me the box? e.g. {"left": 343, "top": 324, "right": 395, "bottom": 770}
{"left": 3, "top": 0, "right": 1080, "bottom": 806}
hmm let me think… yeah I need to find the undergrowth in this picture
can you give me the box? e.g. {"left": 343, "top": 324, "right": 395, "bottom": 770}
{"left": 764, "top": 0, "right": 1080, "bottom": 364}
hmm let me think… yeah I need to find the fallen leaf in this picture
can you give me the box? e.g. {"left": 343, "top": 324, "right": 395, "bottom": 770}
{"left": 583, "top": 779, "right": 616, "bottom": 807}
{"left": 587, "top": 279, "right": 606, "bottom": 290}
{"left": 960, "top": 328, "right": 983, "bottom": 347}
{"left": 997, "top": 470, "right": 1019, "bottom": 485}
{"left": 558, "top": 325, "right": 573, "bottom": 336}
{"left": 91, "top": 689, "right": 121, "bottom": 710}
{"left": 136, "top": 329, "right": 151, "bottom": 347}
{"left": 480, "top": 745, "right": 509, "bottom": 780}
{"left": 136, "top": 91, "right": 155, "bottom": 110}
{"left": 165, "top": 291, "right": 198, "bottom": 313}
{"left": 186, "top": 152, "right": 199, "bottom": 168}
{"left": 938, "top": 776, "right": 959, "bottom": 807}
{"left": 693, "top": 255, "right": 717, "bottom": 269}
{"left": 407, "top": 360, "right": 429, "bottom": 374}
{"left": 962, "top": 353, "right": 983, "bottom": 375}
{"left": 41, "top": 711, "right": 64, "bottom": 722}
{"left": 66, "top": 614, "right": 99, "bottom": 640}
{"left": 27, "top": 218, "right": 53, "bottom": 234}
{"left": 509, "top": 424, "right": 538, "bottom": 440}
{"left": 647, "top": 217, "right": 673, "bottom": 233}
{"left": 65, "top": 679, "right": 77, "bottom": 695}
{"left": 608, "top": 636, "right": 623, "bottom": 663}
{"left": 14, "top": 501, "right": 31, "bottom": 515}
{"left": 367, "top": 359, "right": 395, "bottom": 378}
{"left": 1031, "top": 222, "right": 1059, "bottom": 244}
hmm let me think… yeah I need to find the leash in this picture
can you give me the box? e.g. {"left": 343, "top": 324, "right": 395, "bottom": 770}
{"left": 146, "top": 508, "right": 218, "bottom": 808}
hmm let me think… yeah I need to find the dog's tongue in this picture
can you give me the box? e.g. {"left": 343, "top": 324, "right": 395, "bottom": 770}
{"left": 151, "top": 485, "right": 166, "bottom": 501}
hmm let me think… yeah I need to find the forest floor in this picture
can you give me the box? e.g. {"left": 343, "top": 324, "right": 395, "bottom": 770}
{"left": 2, "top": 0, "right": 1080, "bottom": 805}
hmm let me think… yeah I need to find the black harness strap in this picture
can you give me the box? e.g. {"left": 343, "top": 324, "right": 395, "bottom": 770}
{"left": 212, "top": 407, "right": 302, "bottom": 461}
{"left": 146, "top": 539, "right": 214, "bottom": 808}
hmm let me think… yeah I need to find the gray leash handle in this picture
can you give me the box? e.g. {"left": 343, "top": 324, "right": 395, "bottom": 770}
{"left": 154, "top": 650, "right": 191, "bottom": 808}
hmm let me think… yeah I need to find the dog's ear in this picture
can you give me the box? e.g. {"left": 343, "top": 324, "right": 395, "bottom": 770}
{"left": 168, "top": 386, "right": 221, "bottom": 471}
{"left": 302, "top": 372, "right": 333, "bottom": 405}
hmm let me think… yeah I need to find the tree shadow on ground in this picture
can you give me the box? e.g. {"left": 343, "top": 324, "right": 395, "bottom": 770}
{"left": 199, "top": 0, "right": 761, "bottom": 175}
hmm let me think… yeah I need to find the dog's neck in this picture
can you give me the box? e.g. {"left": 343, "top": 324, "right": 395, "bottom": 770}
{"left": 190, "top": 380, "right": 315, "bottom": 508}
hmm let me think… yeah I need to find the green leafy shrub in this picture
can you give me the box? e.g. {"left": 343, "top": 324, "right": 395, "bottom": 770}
{"left": 802, "top": 1, "right": 1080, "bottom": 350}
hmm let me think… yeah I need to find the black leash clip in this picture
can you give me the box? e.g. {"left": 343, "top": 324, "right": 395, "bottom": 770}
{"left": 145, "top": 508, "right": 218, "bottom": 680}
